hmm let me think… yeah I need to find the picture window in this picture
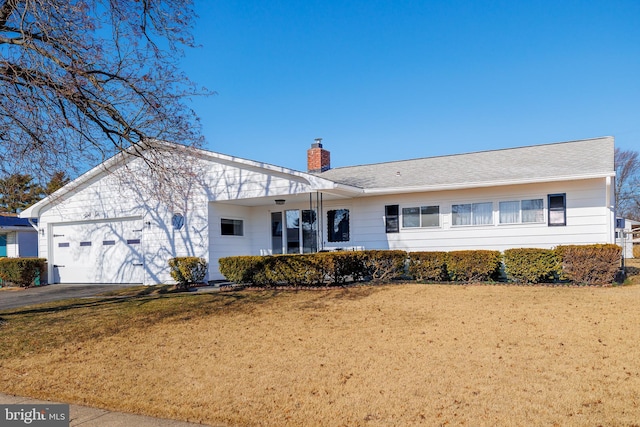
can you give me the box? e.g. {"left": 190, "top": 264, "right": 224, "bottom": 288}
{"left": 402, "top": 205, "right": 439, "bottom": 228}
{"left": 221, "top": 218, "right": 243, "bottom": 236}
{"left": 452, "top": 202, "right": 493, "bottom": 226}
{"left": 499, "top": 199, "right": 544, "bottom": 224}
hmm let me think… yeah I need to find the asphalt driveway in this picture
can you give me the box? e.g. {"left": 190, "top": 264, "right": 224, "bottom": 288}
{"left": 0, "top": 284, "right": 132, "bottom": 311}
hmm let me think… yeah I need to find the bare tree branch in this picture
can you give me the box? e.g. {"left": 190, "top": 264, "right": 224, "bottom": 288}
{"left": 0, "top": 0, "right": 209, "bottom": 182}
{"left": 615, "top": 147, "right": 640, "bottom": 221}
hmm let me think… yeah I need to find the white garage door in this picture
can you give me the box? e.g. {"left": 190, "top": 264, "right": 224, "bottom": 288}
{"left": 51, "top": 218, "right": 144, "bottom": 284}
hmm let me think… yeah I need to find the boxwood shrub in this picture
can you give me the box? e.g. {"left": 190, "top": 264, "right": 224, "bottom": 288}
{"left": 407, "top": 251, "right": 448, "bottom": 282}
{"left": 218, "top": 245, "right": 623, "bottom": 287}
{"left": 503, "top": 248, "right": 559, "bottom": 284}
{"left": 0, "top": 258, "right": 47, "bottom": 287}
{"left": 219, "top": 255, "right": 266, "bottom": 284}
{"left": 361, "top": 250, "right": 407, "bottom": 282}
{"left": 555, "top": 244, "right": 621, "bottom": 285}
{"left": 168, "top": 257, "right": 208, "bottom": 290}
{"left": 219, "top": 250, "right": 408, "bottom": 287}
{"left": 446, "top": 250, "right": 502, "bottom": 282}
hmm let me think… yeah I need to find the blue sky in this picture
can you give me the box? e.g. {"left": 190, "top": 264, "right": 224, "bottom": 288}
{"left": 182, "top": 0, "right": 640, "bottom": 172}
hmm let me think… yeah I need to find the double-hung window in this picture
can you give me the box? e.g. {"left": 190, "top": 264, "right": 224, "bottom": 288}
{"left": 385, "top": 205, "right": 399, "bottom": 233}
{"left": 548, "top": 194, "right": 566, "bottom": 226}
{"left": 402, "top": 206, "right": 440, "bottom": 228}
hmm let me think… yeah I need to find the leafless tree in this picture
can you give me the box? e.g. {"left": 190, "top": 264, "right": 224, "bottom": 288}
{"left": 615, "top": 147, "right": 640, "bottom": 221}
{"left": 0, "top": 0, "right": 208, "bottom": 181}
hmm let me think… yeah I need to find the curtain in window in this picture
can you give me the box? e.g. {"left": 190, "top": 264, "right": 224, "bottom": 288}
{"left": 522, "top": 199, "right": 544, "bottom": 223}
{"left": 472, "top": 202, "right": 493, "bottom": 225}
{"left": 421, "top": 206, "right": 440, "bottom": 227}
{"left": 402, "top": 207, "right": 420, "bottom": 228}
{"left": 499, "top": 201, "right": 520, "bottom": 224}
{"left": 452, "top": 204, "right": 471, "bottom": 226}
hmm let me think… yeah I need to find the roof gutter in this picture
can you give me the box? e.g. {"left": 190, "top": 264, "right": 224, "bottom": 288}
{"left": 362, "top": 172, "right": 616, "bottom": 196}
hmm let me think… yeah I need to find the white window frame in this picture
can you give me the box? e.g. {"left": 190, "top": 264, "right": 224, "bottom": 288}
{"left": 327, "top": 208, "right": 350, "bottom": 243}
{"left": 548, "top": 193, "right": 567, "bottom": 226}
{"left": 452, "top": 202, "right": 494, "bottom": 226}
{"left": 401, "top": 205, "right": 440, "bottom": 229}
{"left": 221, "top": 217, "right": 244, "bottom": 236}
{"left": 498, "top": 198, "right": 545, "bottom": 225}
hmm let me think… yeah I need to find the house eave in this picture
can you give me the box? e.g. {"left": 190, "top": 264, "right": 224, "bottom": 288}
{"left": 361, "top": 172, "right": 615, "bottom": 196}
{"left": 0, "top": 226, "right": 35, "bottom": 232}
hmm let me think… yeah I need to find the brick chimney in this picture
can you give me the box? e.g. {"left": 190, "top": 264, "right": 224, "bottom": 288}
{"left": 307, "top": 138, "right": 331, "bottom": 173}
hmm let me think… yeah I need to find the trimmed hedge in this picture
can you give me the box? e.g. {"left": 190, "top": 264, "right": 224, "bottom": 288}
{"left": 219, "top": 250, "right": 406, "bottom": 287}
{"left": 0, "top": 258, "right": 46, "bottom": 287}
{"left": 218, "top": 245, "right": 624, "bottom": 287}
{"left": 168, "top": 257, "right": 208, "bottom": 290}
{"left": 503, "top": 248, "right": 559, "bottom": 284}
{"left": 407, "top": 251, "right": 448, "bottom": 282}
{"left": 362, "top": 250, "right": 407, "bottom": 282}
{"left": 446, "top": 250, "right": 502, "bottom": 282}
{"left": 217, "top": 255, "right": 264, "bottom": 284}
{"left": 556, "top": 244, "right": 621, "bottom": 285}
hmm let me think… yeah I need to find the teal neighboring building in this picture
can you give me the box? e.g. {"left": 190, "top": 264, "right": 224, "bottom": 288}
{"left": 0, "top": 234, "right": 6, "bottom": 257}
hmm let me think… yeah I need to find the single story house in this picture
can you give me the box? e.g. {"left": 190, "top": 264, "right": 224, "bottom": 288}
{"left": 0, "top": 213, "right": 38, "bottom": 258}
{"left": 20, "top": 136, "right": 617, "bottom": 285}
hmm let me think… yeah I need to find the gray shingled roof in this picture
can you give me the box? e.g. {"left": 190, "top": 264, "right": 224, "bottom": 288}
{"left": 315, "top": 137, "right": 614, "bottom": 190}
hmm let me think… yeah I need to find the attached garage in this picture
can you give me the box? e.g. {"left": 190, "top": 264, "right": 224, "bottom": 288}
{"left": 50, "top": 217, "right": 144, "bottom": 284}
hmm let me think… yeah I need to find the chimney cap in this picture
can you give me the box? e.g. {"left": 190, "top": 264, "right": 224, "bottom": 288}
{"left": 312, "top": 137, "right": 323, "bottom": 148}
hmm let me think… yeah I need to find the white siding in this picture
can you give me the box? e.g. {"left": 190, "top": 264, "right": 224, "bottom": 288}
{"left": 6, "top": 232, "right": 17, "bottom": 257}
{"left": 339, "top": 178, "right": 613, "bottom": 253}
{"left": 37, "top": 153, "right": 318, "bottom": 284}
{"left": 203, "top": 178, "right": 614, "bottom": 280}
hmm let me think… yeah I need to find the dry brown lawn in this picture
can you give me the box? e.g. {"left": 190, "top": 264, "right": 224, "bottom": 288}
{"left": 1, "top": 278, "right": 640, "bottom": 426}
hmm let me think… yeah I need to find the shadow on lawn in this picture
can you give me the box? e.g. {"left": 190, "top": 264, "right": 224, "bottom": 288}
{"left": 0, "top": 289, "right": 282, "bottom": 318}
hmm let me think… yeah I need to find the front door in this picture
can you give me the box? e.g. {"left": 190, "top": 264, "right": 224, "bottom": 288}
{"left": 271, "top": 210, "right": 317, "bottom": 254}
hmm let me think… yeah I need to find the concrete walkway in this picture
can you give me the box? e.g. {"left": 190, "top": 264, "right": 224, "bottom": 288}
{"left": 0, "top": 392, "right": 216, "bottom": 426}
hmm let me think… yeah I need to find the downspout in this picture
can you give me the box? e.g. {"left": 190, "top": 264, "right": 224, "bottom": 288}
{"left": 319, "top": 192, "right": 324, "bottom": 251}
{"left": 607, "top": 175, "right": 615, "bottom": 244}
{"left": 27, "top": 217, "right": 38, "bottom": 231}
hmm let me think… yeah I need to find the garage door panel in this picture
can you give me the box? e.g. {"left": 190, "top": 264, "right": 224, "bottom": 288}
{"left": 52, "top": 218, "right": 144, "bottom": 284}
